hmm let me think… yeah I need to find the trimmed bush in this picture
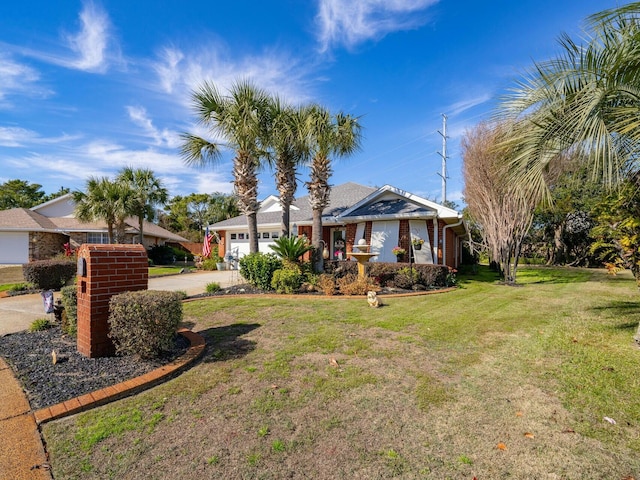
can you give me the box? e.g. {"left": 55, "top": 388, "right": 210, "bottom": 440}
{"left": 323, "top": 261, "right": 449, "bottom": 289}
{"left": 22, "top": 260, "right": 76, "bottom": 290}
{"left": 239, "top": 253, "right": 282, "bottom": 291}
{"left": 206, "top": 282, "right": 221, "bottom": 293}
{"left": 271, "top": 268, "right": 304, "bottom": 294}
{"left": 60, "top": 285, "right": 78, "bottom": 336}
{"left": 108, "top": 290, "right": 183, "bottom": 359}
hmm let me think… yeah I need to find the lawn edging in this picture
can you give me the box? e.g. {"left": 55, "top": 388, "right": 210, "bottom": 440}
{"left": 33, "top": 329, "right": 205, "bottom": 425}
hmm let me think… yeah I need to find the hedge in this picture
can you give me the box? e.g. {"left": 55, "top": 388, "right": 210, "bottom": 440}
{"left": 22, "top": 259, "right": 76, "bottom": 290}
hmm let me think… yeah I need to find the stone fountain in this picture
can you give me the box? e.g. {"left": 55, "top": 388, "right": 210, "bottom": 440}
{"left": 349, "top": 239, "right": 377, "bottom": 279}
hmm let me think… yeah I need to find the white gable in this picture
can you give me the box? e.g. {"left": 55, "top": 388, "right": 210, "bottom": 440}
{"left": 31, "top": 193, "right": 75, "bottom": 218}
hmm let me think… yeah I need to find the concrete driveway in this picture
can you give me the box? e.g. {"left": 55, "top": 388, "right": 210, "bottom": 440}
{"left": 0, "top": 270, "right": 242, "bottom": 336}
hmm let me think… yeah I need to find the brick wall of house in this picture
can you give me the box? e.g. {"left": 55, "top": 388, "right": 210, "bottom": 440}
{"left": 345, "top": 224, "right": 357, "bottom": 253}
{"left": 28, "top": 232, "right": 68, "bottom": 261}
{"left": 76, "top": 244, "right": 148, "bottom": 358}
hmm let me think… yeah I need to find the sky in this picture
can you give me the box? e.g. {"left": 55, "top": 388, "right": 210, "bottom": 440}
{"left": 0, "top": 0, "right": 620, "bottom": 208}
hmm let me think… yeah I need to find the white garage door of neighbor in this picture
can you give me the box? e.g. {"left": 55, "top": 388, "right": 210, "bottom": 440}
{"left": 0, "top": 232, "right": 29, "bottom": 264}
{"left": 370, "top": 220, "right": 400, "bottom": 263}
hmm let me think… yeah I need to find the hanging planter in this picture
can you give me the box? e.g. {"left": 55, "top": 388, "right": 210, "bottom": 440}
{"left": 412, "top": 238, "right": 425, "bottom": 251}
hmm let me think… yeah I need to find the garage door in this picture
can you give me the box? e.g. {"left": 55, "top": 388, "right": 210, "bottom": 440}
{"left": 0, "top": 232, "right": 29, "bottom": 264}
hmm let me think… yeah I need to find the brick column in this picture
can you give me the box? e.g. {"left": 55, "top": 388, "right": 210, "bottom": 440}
{"left": 76, "top": 244, "right": 148, "bottom": 358}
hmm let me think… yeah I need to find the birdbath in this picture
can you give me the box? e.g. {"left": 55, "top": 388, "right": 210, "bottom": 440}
{"left": 349, "top": 243, "right": 377, "bottom": 279}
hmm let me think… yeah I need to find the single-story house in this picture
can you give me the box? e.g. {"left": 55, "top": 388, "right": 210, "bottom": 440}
{"left": 0, "top": 194, "right": 188, "bottom": 264}
{"left": 210, "top": 182, "right": 468, "bottom": 268}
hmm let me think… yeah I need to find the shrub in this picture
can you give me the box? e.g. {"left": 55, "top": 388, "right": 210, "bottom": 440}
{"left": 271, "top": 268, "right": 304, "bottom": 294}
{"left": 336, "top": 274, "right": 379, "bottom": 296}
{"left": 60, "top": 285, "right": 78, "bottom": 336}
{"left": 108, "top": 290, "right": 183, "bottom": 359}
{"left": 206, "top": 282, "right": 221, "bottom": 293}
{"left": 22, "top": 260, "right": 76, "bottom": 290}
{"left": 29, "top": 318, "right": 52, "bottom": 332}
{"left": 318, "top": 274, "right": 336, "bottom": 296}
{"left": 239, "top": 253, "right": 282, "bottom": 291}
{"left": 393, "top": 267, "right": 421, "bottom": 289}
{"left": 269, "top": 235, "right": 313, "bottom": 263}
{"left": 200, "top": 257, "right": 224, "bottom": 271}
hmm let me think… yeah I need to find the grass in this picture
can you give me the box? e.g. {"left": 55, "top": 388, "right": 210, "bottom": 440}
{"left": 40, "top": 266, "right": 640, "bottom": 479}
{"left": 0, "top": 265, "right": 189, "bottom": 290}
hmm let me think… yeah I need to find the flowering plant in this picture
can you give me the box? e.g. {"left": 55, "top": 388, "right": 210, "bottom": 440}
{"left": 411, "top": 238, "right": 424, "bottom": 246}
{"left": 392, "top": 246, "right": 406, "bottom": 256}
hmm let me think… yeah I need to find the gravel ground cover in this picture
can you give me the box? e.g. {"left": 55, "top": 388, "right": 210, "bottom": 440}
{"left": 0, "top": 326, "right": 189, "bottom": 409}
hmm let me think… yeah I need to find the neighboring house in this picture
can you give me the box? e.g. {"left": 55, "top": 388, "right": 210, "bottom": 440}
{"left": 0, "top": 194, "right": 188, "bottom": 264}
{"left": 210, "top": 182, "right": 468, "bottom": 268}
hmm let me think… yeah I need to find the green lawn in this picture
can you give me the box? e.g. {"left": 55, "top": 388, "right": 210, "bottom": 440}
{"left": 41, "top": 266, "right": 640, "bottom": 479}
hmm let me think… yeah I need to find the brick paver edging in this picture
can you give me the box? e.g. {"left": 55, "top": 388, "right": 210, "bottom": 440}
{"left": 33, "top": 329, "right": 205, "bottom": 425}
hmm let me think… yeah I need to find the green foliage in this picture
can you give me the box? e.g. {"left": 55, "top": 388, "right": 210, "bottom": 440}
{"left": 0, "top": 179, "right": 47, "bottom": 210}
{"left": 108, "top": 290, "right": 183, "bottom": 359}
{"left": 22, "top": 260, "right": 76, "bottom": 290}
{"left": 269, "top": 235, "right": 313, "bottom": 263}
{"left": 239, "top": 252, "right": 282, "bottom": 290}
{"left": 60, "top": 285, "right": 78, "bottom": 336}
{"left": 206, "top": 282, "right": 221, "bottom": 293}
{"left": 271, "top": 268, "right": 303, "bottom": 294}
{"left": 29, "top": 318, "right": 52, "bottom": 332}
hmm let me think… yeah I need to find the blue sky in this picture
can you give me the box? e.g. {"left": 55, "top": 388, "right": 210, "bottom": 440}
{"left": 0, "top": 0, "right": 617, "bottom": 207}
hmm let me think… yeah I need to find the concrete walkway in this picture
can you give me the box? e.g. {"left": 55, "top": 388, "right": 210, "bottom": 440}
{"left": 0, "top": 269, "right": 241, "bottom": 336}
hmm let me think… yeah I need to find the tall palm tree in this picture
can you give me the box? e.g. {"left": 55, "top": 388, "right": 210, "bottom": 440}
{"left": 73, "top": 177, "right": 132, "bottom": 244}
{"left": 305, "top": 105, "right": 362, "bottom": 271}
{"left": 116, "top": 167, "right": 168, "bottom": 245}
{"left": 265, "top": 97, "right": 309, "bottom": 237}
{"left": 181, "top": 80, "right": 269, "bottom": 253}
{"left": 500, "top": 4, "right": 640, "bottom": 203}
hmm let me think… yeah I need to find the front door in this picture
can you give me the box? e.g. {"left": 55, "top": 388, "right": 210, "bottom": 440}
{"left": 331, "top": 228, "right": 346, "bottom": 260}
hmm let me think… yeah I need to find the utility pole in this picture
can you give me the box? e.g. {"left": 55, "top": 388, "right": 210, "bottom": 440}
{"left": 437, "top": 113, "right": 449, "bottom": 203}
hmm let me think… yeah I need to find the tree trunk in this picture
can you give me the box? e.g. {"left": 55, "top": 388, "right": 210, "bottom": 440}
{"left": 138, "top": 216, "right": 144, "bottom": 245}
{"left": 246, "top": 212, "right": 259, "bottom": 253}
{"left": 281, "top": 199, "right": 291, "bottom": 238}
{"left": 312, "top": 208, "right": 323, "bottom": 272}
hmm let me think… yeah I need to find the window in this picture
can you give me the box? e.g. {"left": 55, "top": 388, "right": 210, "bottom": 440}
{"left": 262, "top": 232, "right": 270, "bottom": 239}
{"left": 230, "top": 234, "right": 237, "bottom": 240}
{"left": 238, "top": 233, "right": 245, "bottom": 240}
{"left": 271, "top": 232, "right": 279, "bottom": 239}
{"left": 87, "top": 232, "right": 109, "bottom": 244}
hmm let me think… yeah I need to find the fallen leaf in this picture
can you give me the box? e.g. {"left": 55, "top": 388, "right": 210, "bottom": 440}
{"left": 496, "top": 443, "right": 507, "bottom": 451}
{"left": 621, "top": 476, "right": 636, "bottom": 480}
{"left": 51, "top": 350, "right": 57, "bottom": 365}
{"left": 329, "top": 357, "right": 339, "bottom": 368}
{"left": 270, "top": 384, "right": 278, "bottom": 390}
{"left": 604, "top": 416, "right": 617, "bottom": 425}
{"left": 572, "top": 337, "right": 578, "bottom": 343}
{"left": 562, "top": 428, "right": 575, "bottom": 433}
{"left": 524, "top": 432, "right": 535, "bottom": 439}
{"left": 515, "top": 411, "right": 523, "bottom": 417}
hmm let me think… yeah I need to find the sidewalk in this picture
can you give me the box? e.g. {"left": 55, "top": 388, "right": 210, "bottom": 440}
{"left": 0, "top": 357, "right": 52, "bottom": 479}
{"left": 0, "top": 269, "right": 241, "bottom": 336}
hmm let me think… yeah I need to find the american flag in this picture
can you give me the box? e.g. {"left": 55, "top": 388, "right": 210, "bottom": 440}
{"left": 202, "top": 226, "right": 214, "bottom": 258}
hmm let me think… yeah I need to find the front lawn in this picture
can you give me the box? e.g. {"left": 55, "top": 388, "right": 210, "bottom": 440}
{"left": 42, "top": 266, "right": 640, "bottom": 479}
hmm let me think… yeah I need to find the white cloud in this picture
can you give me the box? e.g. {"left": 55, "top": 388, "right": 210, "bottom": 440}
{"left": 151, "top": 44, "right": 314, "bottom": 106}
{"left": 63, "top": 1, "right": 113, "bottom": 72}
{"left": 0, "top": 127, "right": 38, "bottom": 147}
{"left": 126, "top": 105, "right": 181, "bottom": 149}
{"left": 0, "top": 54, "right": 51, "bottom": 107}
{"left": 315, "top": 0, "right": 439, "bottom": 52}
{"left": 446, "top": 94, "right": 492, "bottom": 118}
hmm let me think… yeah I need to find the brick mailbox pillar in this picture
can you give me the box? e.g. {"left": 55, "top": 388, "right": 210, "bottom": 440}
{"left": 76, "top": 244, "right": 148, "bottom": 358}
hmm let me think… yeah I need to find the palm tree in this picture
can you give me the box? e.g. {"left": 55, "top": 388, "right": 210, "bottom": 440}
{"left": 73, "top": 177, "right": 132, "bottom": 244}
{"left": 181, "top": 80, "right": 270, "bottom": 253}
{"left": 116, "top": 167, "right": 168, "bottom": 245}
{"left": 304, "top": 105, "right": 362, "bottom": 271}
{"left": 500, "top": 4, "right": 640, "bottom": 203}
{"left": 265, "top": 97, "right": 309, "bottom": 237}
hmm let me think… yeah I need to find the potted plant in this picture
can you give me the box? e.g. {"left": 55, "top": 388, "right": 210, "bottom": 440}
{"left": 412, "top": 238, "right": 425, "bottom": 250}
{"left": 215, "top": 256, "right": 226, "bottom": 270}
{"left": 392, "top": 246, "right": 406, "bottom": 261}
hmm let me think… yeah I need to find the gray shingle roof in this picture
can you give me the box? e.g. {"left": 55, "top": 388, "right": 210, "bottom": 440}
{"left": 211, "top": 182, "right": 377, "bottom": 229}
{"left": 345, "top": 198, "right": 433, "bottom": 217}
